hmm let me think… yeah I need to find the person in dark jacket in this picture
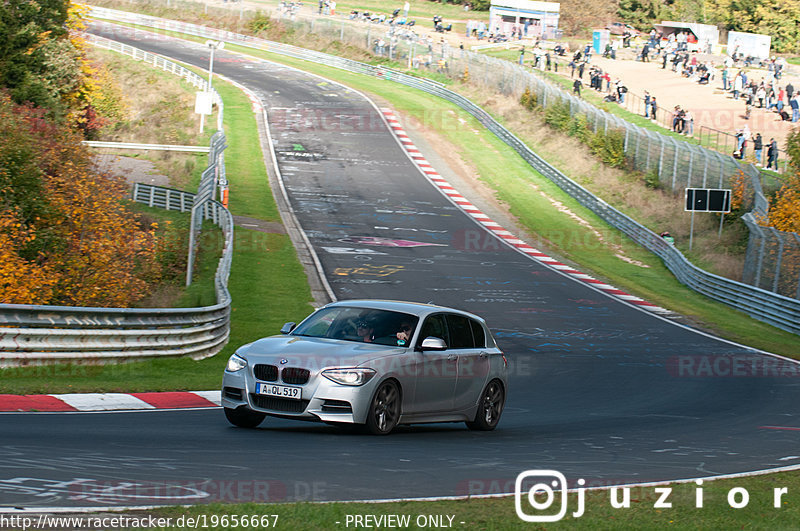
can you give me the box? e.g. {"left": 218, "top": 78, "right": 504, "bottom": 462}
{"left": 573, "top": 78, "right": 583, "bottom": 97}
{"left": 753, "top": 133, "right": 763, "bottom": 165}
{"left": 766, "top": 138, "right": 778, "bottom": 170}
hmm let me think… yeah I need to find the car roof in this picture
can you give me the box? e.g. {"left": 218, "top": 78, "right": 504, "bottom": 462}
{"left": 323, "top": 299, "right": 486, "bottom": 323}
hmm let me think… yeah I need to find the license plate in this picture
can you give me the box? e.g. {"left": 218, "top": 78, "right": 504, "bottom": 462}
{"left": 256, "top": 382, "right": 302, "bottom": 400}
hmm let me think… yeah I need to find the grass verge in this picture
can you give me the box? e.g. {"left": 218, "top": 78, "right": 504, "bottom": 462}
{"left": 166, "top": 31, "right": 799, "bottom": 356}
{"left": 2, "top": 17, "right": 796, "bottom": 393}
{"left": 139, "top": 468, "right": 800, "bottom": 529}
{"left": 0, "top": 51, "right": 314, "bottom": 394}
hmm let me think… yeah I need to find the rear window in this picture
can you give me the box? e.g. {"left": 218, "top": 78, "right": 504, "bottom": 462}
{"left": 446, "top": 314, "right": 475, "bottom": 349}
{"left": 470, "top": 319, "right": 486, "bottom": 348}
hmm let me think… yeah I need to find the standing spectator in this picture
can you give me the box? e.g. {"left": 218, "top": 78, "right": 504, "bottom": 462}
{"left": 756, "top": 85, "right": 766, "bottom": 108}
{"left": 519, "top": 46, "right": 525, "bottom": 66}
{"left": 644, "top": 91, "right": 651, "bottom": 118}
{"left": 616, "top": 80, "right": 626, "bottom": 104}
{"left": 766, "top": 138, "right": 778, "bottom": 170}
{"left": 740, "top": 125, "right": 750, "bottom": 157}
{"left": 650, "top": 96, "right": 658, "bottom": 120}
{"left": 672, "top": 106, "right": 684, "bottom": 133}
{"left": 753, "top": 133, "right": 763, "bottom": 165}
{"left": 685, "top": 109, "right": 694, "bottom": 136}
{"left": 777, "top": 86, "right": 786, "bottom": 113}
{"left": 791, "top": 93, "right": 800, "bottom": 122}
{"left": 733, "top": 72, "right": 743, "bottom": 100}
{"left": 735, "top": 130, "right": 745, "bottom": 158}
{"left": 573, "top": 78, "right": 583, "bottom": 97}
{"left": 787, "top": 82, "right": 795, "bottom": 100}
{"left": 577, "top": 61, "right": 585, "bottom": 79}
{"left": 721, "top": 67, "right": 729, "bottom": 91}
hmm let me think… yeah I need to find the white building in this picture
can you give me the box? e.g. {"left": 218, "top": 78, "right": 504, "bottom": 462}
{"left": 727, "top": 31, "right": 772, "bottom": 60}
{"left": 489, "top": 0, "right": 561, "bottom": 39}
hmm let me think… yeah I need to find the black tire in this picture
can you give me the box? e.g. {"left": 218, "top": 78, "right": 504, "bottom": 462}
{"left": 224, "top": 406, "right": 266, "bottom": 428}
{"left": 364, "top": 380, "right": 401, "bottom": 435}
{"left": 466, "top": 380, "right": 505, "bottom": 431}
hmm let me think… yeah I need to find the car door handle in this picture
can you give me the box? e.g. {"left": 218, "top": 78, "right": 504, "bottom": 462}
{"left": 479, "top": 352, "right": 488, "bottom": 358}
{"left": 447, "top": 354, "right": 458, "bottom": 361}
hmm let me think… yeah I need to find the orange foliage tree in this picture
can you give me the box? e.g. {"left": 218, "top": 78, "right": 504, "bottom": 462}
{"left": 0, "top": 92, "right": 162, "bottom": 307}
{"left": 0, "top": 209, "right": 59, "bottom": 304}
{"left": 768, "top": 171, "right": 800, "bottom": 234}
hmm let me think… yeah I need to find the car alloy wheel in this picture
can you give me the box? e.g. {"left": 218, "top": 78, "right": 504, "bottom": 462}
{"left": 365, "top": 380, "right": 400, "bottom": 435}
{"left": 467, "top": 380, "right": 505, "bottom": 431}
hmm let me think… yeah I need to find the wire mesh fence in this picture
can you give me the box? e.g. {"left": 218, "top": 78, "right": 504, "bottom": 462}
{"left": 743, "top": 214, "right": 800, "bottom": 300}
{"left": 276, "top": 8, "right": 798, "bottom": 299}
{"left": 90, "top": 2, "right": 800, "bottom": 306}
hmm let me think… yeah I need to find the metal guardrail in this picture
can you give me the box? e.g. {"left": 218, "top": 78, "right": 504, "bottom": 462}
{"left": 86, "top": 32, "right": 225, "bottom": 132}
{"left": 0, "top": 35, "right": 233, "bottom": 367}
{"left": 133, "top": 182, "right": 195, "bottom": 211}
{"left": 84, "top": 6, "right": 800, "bottom": 335}
{"left": 85, "top": 140, "right": 211, "bottom": 152}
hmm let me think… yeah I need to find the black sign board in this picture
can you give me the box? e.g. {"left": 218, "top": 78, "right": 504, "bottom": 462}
{"left": 685, "top": 188, "right": 731, "bottom": 213}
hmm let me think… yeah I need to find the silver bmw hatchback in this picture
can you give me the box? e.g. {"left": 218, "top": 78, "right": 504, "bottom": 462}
{"left": 221, "top": 300, "right": 508, "bottom": 434}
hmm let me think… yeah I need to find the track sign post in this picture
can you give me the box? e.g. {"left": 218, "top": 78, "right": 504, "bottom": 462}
{"left": 685, "top": 188, "right": 731, "bottom": 250}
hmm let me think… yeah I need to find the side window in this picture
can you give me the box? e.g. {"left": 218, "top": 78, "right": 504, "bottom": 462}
{"left": 417, "top": 314, "right": 446, "bottom": 347}
{"left": 470, "top": 319, "right": 486, "bottom": 348}
{"left": 446, "top": 314, "right": 475, "bottom": 349}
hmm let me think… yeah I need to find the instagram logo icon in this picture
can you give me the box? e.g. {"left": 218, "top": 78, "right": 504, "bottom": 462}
{"left": 515, "top": 470, "right": 585, "bottom": 522}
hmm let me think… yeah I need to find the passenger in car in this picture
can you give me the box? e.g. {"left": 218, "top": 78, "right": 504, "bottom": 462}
{"left": 395, "top": 322, "right": 415, "bottom": 346}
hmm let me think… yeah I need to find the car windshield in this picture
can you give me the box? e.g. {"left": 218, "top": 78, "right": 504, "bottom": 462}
{"left": 291, "top": 307, "right": 420, "bottom": 346}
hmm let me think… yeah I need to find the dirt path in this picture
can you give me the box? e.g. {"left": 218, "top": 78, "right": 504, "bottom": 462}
{"left": 585, "top": 52, "right": 799, "bottom": 152}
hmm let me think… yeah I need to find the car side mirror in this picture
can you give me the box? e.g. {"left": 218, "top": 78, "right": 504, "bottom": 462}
{"left": 419, "top": 337, "right": 447, "bottom": 351}
{"left": 280, "top": 322, "right": 296, "bottom": 334}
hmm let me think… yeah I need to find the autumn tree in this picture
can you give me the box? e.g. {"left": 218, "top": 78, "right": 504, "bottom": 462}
{"left": 768, "top": 129, "right": 800, "bottom": 234}
{"left": 0, "top": 92, "right": 162, "bottom": 307}
{"left": 705, "top": 0, "right": 800, "bottom": 53}
{"left": 0, "top": 0, "right": 74, "bottom": 112}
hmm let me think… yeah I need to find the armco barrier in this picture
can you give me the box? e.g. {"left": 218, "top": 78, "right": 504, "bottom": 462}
{"left": 0, "top": 35, "right": 232, "bottom": 367}
{"left": 84, "top": 7, "right": 799, "bottom": 335}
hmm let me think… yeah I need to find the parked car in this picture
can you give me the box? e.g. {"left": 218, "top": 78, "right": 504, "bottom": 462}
{"left": 606, "top": 22, "right": 639, "bottom": 36}
{"left": 221, "top": 300, "right": 508, "bottom": 435}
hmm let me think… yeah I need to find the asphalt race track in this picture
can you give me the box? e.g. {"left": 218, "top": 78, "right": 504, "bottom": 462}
{"left": 1, "top": 22, "right": 799, "bottom": 510}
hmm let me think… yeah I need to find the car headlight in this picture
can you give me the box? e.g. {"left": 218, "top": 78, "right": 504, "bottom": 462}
{"left": 226, "top": 353, "right": 248, "bottom": 372}
{"left": 322, "top": 368, "right": 376, "bottom": 386}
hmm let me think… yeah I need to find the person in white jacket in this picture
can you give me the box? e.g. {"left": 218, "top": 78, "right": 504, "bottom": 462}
{"left": 733, "top": 72, "right": 743, "bottom": 100}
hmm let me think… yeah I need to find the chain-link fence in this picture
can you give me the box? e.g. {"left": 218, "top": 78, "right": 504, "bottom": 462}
{"left": 271, "top": 8, "right": 799, "bottom": 299}
{"left": 88, "top": 3, "right": 800, "bottom": 310}
{"left": 696, "top": 125, "right": 790, "bottom": 174}
{"left": 743, "top": 213, "right": 800, "bottom": 300}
